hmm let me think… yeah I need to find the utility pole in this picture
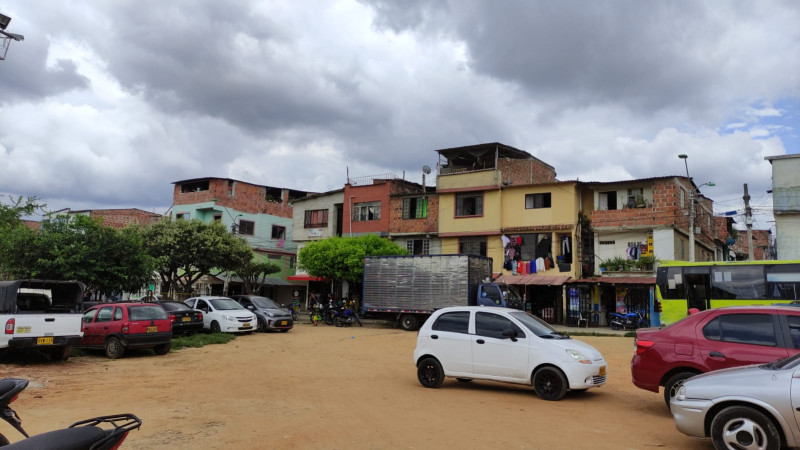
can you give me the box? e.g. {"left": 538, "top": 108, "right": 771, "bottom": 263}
{"left": 743, "top": 183, "right": 754, "bottom": 260}
{"left": 688, "top": 190, "right": 696, "bottom": 262}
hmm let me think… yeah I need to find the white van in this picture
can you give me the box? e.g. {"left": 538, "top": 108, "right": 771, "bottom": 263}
{"left": 0, "top": 280, "right": 84, "bottom": 361}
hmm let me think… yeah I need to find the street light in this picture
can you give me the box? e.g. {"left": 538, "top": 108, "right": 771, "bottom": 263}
{"left": 677, "top": 154, "right": 714, "bottom": 262}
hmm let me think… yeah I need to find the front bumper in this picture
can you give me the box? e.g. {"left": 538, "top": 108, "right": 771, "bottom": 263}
{"left": 564, "top": 359, "right": 608, "bottom": 390}
{"left": 122, "top": 332, "right": 173, "bottom": 348}
{"left": 670, "top": 397, "right": 712, "bottom": 438}
{"left": 266, "top": 317, "right": 293, "bottom": 330}
{"left": 8, "top": 335, "right": 82, "bottom": 349}
{"left": 222, "top": 320, "right": 256, "bottom": 333}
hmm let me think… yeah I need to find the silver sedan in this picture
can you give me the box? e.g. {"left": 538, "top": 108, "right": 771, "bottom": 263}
{"left": 670, "top": 353, "right": 800, "bottom": 450}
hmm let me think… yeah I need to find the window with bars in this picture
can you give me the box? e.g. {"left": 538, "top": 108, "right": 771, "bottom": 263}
{"left": 525, "top": 193, "right": 551, "bottom": 209}
{"left": 239, "top": 220, "right": 255, "bottom": 235}
{"left": 459, "top": 236, "right": 487, "bottom": 256}
{"left": 304, "top": 209, "right": 329, "bottom": 228}
{"left": 407, "top": 239, "right": 430, "bottom": 255}
{"left": 272, "top": 225, "right": 286, "bottom": 240}
{"left": 402, "top": 197, "right": 428, "bottom": 219}
{"left": 353, "top": 201, "right": 381, "bottom": 221}
{"left": 455, "top": 192, "right": 483, "bottom": 217}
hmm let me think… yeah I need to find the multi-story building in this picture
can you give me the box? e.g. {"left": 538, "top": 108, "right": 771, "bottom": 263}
{"left": 171, "top": 177, "right": 312, "bottom": 302}
{"left": 765, "top": 154, "right": 800, "bottom": 259}
{"left": 730, "top": 229, "right": 774, "bottom": 260}
{"left": 45, "top": 208, "right": 163, "bottom": 229}
{"left": 389, "top": 185, "right": 440, "bottom": 255}
{"left": 712, "top": 216, "right": 736, "bottom": 261}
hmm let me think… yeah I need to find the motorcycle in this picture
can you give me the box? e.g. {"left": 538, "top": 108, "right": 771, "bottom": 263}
{"left": 334, "top": 306, "right": 363, "bottom": 327}
{"left": 281, "top": 303, "right": 299, "bottom": 321}
{"left": 608, "top": 310, "right": 649, "bottom": 330}
{"left": 321, "top": 303, "right": 336, "bottom": 326}
{"left": 0, "top": 377, "right": 141, "bottom": 449}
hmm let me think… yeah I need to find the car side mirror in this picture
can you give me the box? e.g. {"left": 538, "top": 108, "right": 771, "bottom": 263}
{"left": 502, "top": 329, "right": 518, "bottom": 342}
{"left": 247, "top": 305, "right": 254, "bottom": 310}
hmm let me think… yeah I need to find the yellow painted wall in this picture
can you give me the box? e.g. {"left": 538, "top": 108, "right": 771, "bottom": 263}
{"left": 437, "top": 170, "right": 499, "bottom": 190}
{"left": 441, "top": 236, "right": 506, "bottom": 273}
{"left": 439, "top": 190, "right": 502, "bottom": 234}
{"left": 501, "top": 183, "right": 579, "bottom": 226}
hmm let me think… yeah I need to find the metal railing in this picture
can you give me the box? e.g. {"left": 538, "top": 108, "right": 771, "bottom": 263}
{"left": 347, "top": 173, "right": 399, "bottom": 186}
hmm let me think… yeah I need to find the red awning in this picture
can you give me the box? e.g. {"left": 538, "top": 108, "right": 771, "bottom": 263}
{"left": 494, "top": 275, "right": 571, "bottom": 286}
{"left": 287, "top": 274, "right": 326, "bottom": 281}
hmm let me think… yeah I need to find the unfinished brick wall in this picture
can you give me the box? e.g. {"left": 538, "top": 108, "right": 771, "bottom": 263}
{"left": 731, "top": 230, "right": 772, "bottom": 260}
{"left": 173, "top": 179, "right": 293, "bottom": 218}
{"left": 389, "top": 194, "right": 439, "bottom": 234}
{"left": 90, "top": 209, "right": 163, "bottom": 229}
{"left": 713, "top": 217, "right": 730, "bottom": 241}
{"left": 496, "top": 158, "right": 557, "bottom": 186}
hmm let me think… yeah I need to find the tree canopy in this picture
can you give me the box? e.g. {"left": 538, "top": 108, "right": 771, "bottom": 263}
{"left": 234, "top": 260, "right": 281, "bottom": 295}
{"left": 298, "top": 234, "right": 407, "bottom": 284}
{"left": 141, "top": 219, "right": 254, "bottom": 295}
{"left": 0, "top": 195, "right": 44, "bottom": 228}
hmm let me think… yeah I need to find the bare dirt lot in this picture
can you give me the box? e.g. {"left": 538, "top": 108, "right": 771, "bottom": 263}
{"left": 1, "top": 325, "right": 712, "bottom": 449}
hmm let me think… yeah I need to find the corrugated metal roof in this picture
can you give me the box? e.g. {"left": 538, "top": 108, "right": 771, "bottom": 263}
{"left": 568, "top": 277, "right": 656, "bottom": 285}
{"left": 494, "top": 275, "right": 571, "bottom": 286}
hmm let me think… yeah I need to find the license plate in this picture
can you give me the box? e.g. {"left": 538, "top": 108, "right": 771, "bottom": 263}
{"left": 243, "top": 323, "right": 251, "bottom": 328}
{"left": 146, "top": 326, "right": 158, "bottom": 333}
{"left": 36, "top": 337, "right": 53, "bottom": 345}
{"left": 280, "top": 321, "right": 287, "bottom": 325}
{"left": 599, "top": 366, "right": 606, "bottom": 377}
{"left": 181, "top": 316, "right": 190, "bottom": 322}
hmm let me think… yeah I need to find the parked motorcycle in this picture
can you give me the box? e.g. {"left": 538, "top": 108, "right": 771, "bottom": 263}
{"left": 334, "top": 306, "right": 363, "bottom": 327}
{"left": 0, "top": 378, "right": 141, "bottom": 449}
{"left": 608, "top": 310, "right": 649, "bottom": 330}
{"left": 281, "top": 303, "right": 299, "bottom": 322}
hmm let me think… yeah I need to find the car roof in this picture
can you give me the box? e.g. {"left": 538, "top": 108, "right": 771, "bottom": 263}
{"left": 433, "top": 306, "right": 520, "bottom": 313}
{"left": 91, "top": 302, "right": 160, "bottom": 307}
{"left": 187, "top": 296, "right": 234, "bottom": 300}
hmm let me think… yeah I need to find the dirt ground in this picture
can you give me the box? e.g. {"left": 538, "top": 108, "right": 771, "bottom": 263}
{"left": 0, "top": 324, "right": 713, "bottom": 449}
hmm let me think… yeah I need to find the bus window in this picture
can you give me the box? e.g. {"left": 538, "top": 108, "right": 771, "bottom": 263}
{"left": 766, "top": 265, "right": 800, "bottom": 300}
{"left": 711, "top": 265, "right": 767, "bottom": 300}
{"left": 657, "top": 267, "right": 684, "bottom": 299}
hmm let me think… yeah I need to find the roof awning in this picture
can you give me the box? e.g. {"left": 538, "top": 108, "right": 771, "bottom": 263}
{"left": 568, "top": 277, "right": 656, "bottom": 285}
{"left": 264, "top": 277, "right": 292, "bottom": 286}
{"left": 494, "top": 275, "right": 571, "bottom": 286}
{"left": 287, "top": 274, "right": 326, "bottom": 281}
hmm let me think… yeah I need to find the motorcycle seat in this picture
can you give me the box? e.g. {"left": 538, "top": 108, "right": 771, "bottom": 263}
{"left": 0, "top": 378, "right": 28, "bottom": 405}
{"left": 5, "top": 425, "right": 110, "bottom": 450}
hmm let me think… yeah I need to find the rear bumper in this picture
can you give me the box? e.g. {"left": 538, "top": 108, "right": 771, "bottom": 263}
{"left": 630, "top": 355, "right": 661, "bottom": 393}
{"left": 171, "top": 322, "right": 204, "bottom": 335}
{"left": 122, "top": 332, "right": 172, "bottom": 348}
{"left": 8, "top": 335, "right": 82, "bottom": 349}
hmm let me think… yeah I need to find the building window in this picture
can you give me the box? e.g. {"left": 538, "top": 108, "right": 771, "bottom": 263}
{"left": 239, "top": 220, "right": 255, "bottom": 236}
{"left": 599, "top": 191, "right": 617, "bottom": 210}
{"left": 402, "top": 197, "right": 428, "bottom": 219}
{"left": 180, "top": 181, "right": 209, "bottom": 193}
{"left": 407, "top": 239, "right": 430, "bottom": 255}
{"left": 525, "top": 193, "right": 551, "bottom": 209}
{"left": 627, "top": 188, "right": 643, "bottom": 208}
{"left": 212, "top": 214, "right": 222, "bottom": 222}
{"left": 227, "top": 180, "right": 236, "bottom": 196}
{"left": 304, "top": 209, "right": 329, "bottom": 228}
{"left": 459, "top": 236, "right": 487, "bottom": 256}
{"left": 455, "top": 192, "right": 483, "bottom": 217}
{"left": 175, "top": 213, "right": 190, "bottom": 220}
{"left": 353, "top": 201, "right": 381, "bottom": 222}
{"left": 272, "top": 225, "right": 286, "bottom": 240}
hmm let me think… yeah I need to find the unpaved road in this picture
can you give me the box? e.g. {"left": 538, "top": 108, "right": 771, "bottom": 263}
{"left": 1, "top": 325, "right": 711, "bottom": 449}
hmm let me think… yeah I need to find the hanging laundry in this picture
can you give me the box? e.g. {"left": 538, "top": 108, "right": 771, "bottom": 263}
{"left": 511, "top": 259, "right": 518, "bottom": 275}
{"left": 530, "top": 260, "right": 536, "bottom": 273}
{"left": 501, "top": 235, "right": 510, "bottom": 248}
{"left": 562, "top": 235, "right": 571, "bottom": 254}
{"left": 536, "top": 257, "right": 545, "bottom": 272}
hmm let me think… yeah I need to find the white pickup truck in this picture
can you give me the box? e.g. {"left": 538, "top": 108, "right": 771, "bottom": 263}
{"left": 0, "top": 280, "right": 84, "bottom": 361}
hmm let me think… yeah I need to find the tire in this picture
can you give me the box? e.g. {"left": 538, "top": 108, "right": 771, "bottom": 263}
{"left": 399, "top": 314, "right": 419, "bottom": 331}
{"left": 104, "top": 337, "right": 125, "bottom": 359}
{"left": 153, "top": 342, "right": 171, "bottom": 355}
{"left": 609, "top": 321, "right": 621, "bottom": 330}
{"left": 417, "top": 357, "right": 444, "bottom": 388}
{"left": 210, "top": 321, "right": 221, "bottom": 333}
{"left": 257, "top": 317, "right": 267, "bottom": 332}
{"left": 533, "top": 366, "right": 568, "bottom": 401}
{"left": 663, "top": 372, "right": 696, "bottom": 409}
{"left": 456, "top": 378, "right": 472, "bottom": 383}
{"left": 710, "top": 406, "right": 781, "bottom": 450}
{"left": 324, "top": 312, "right": 334, "bottom": 326}
{"left": 335, "top": 316, "right": 343, "bottom": 327}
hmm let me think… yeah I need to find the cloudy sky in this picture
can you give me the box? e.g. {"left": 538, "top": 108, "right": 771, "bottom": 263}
{"left": 1, "top": 1, "right": 798, "bottom": 232}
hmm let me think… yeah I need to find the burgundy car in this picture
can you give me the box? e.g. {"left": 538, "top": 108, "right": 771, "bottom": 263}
{"left": 631, "top": 306, "right": 800, "bottom": 407}
{"left": 79, "top": 303, "right": 172, "bottom": 359}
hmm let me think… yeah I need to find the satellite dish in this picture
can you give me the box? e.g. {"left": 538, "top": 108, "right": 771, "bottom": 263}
{"left": 422, "top": 165, "right": 431, "bottom": 175}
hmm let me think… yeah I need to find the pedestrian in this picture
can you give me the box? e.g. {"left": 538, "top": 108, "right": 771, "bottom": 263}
{"left": 311, "top": 295, "right": 322, "bottom": 326}
{"left": 142, "top": 289, "right": 156, "bottom": 302}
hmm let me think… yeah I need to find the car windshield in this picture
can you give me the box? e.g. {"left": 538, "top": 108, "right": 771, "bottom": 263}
{"left": 508, "top": 311, "right": 568, "bottom": 338}
{"left": 159, "top": 302, "right": 191, "bottom": 312}
{"left": 763, "top": 352, "right": 800, "bottom": 370}
{"left": 210, "top": 298, "right": 245, "bottom": 311}
{"left": 250, "top": 297, "right": 280, "bottom": 309}
{"left": 128, "top": 305, "right": 168, "bottom": 320}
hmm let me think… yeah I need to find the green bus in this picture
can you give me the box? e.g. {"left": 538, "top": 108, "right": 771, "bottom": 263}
{"left": 655, "top": 260, "right": 800, "bottom": 325}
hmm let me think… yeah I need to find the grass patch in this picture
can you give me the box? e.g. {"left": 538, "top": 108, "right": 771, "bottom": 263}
{"left": 171, "top": 332, "right": 237, "bottom": 350}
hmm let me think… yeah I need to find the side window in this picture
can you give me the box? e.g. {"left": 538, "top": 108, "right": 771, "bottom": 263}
{"left": 241, "top": 299, "right": 252, "bottom": 308}
{"left": 82, "top": 309, "right": 97, "bottom": 324}
{"left": 196, "top": 300, "right": 209, "bottom": 312}
{"left": 787, "top": 316, "right": 800, "bottom": 349}
{"left": 432, "top": 312, "right": 470, "bottom": 334}
{"left": 475, "top": 312, "right": 525, "bottom": 340}
{"left": 113, "top": 307, "right": 123, "bottom": 321}
{"left": 703, "top": 314, "right": 776, "bottom": 347}
{"left": 95, "top": 306, "right": 113, "bottom": 323}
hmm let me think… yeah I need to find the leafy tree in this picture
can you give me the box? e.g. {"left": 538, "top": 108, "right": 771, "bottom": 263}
{"left": 0, "top": 195, "right": 45, "bottom": 228}
{"left": 298, "top": 234, "right": 407, "bottom": 285}
{"left": 234, "top": 260, "right": 281, "bottom": 295}
{"left": 141, "top": 219, "right": 254, "bottom": 296}
{"left": 0, "top": 215, "right": 155, "bottom": 296}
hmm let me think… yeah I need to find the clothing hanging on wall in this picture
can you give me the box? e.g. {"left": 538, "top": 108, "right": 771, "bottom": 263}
{"left": 501, "top": 235, "right": 510, "bottom": 248}
{"left": 562, "top": 235, "right": 571, "bottom": 254}
{"left": 536, "top": 257, "right": 545, "bottom": 272}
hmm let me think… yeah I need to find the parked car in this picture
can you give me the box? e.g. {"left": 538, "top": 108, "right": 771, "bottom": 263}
{"left": 670, "top": 352, "right": 800, "bottom": 449}
{"left": 156, "top": 301, "right": 204, "bottom": 335}
{"left": 184, "top": 296, "right": 257, "bottom": 333}
{"left": 413, "top": 306, "right": 607, "bottom": 401}
{"left": 631, "top": 305, "right": 800, "bottom": 407}
{"left": 78, "top": 303, "right": 172, "bottom": 359}
{"left": 230, "top": 295, "right": 293, "bottom": 332}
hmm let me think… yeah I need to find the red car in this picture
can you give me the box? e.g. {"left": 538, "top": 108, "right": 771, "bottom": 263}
{"left": 631, "top": 305, "right": 800, "bottom": 407}
{"left": 79, "top": 303, "right": 172, "bottom": 359}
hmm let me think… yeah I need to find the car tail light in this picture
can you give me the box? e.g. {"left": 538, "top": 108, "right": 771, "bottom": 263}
{"left": 635, "top": 339, "right": 655, "bottom": 355}
{"left": 196, "top": 312, "right": 203, "bottom": 321}
{"left": 169, "top": 314, "right": 176, "bottom": 323}
{"left": 109, "top": 431, "right": 129, "bottom": 450}
{"left": 122, "top": 322, "right": 129, "bottom": 334}
{"left": 4, "top": 318, "right": 14, "bottom": 334}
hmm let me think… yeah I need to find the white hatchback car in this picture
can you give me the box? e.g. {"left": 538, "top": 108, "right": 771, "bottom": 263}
{"left": 413, "top": 306, "right": 607, "bottom": 400}
{"left": 184, "top": 296, "right": 256, "bottom": 333}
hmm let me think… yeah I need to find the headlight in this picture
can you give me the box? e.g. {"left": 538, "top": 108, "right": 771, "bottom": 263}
{"left": 266, "top": 311, "right": 275, "bottom": 317}
{"left": 566, "top": 349, "right": 591, "bottom": 364}
{"left": 224, "top": 315, "right": 237, "bottom": 321}
{"left": 675, "top": 385, "right": 686, "bottom": 401}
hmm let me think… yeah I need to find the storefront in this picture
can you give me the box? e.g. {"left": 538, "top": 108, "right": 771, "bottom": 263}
{"left": 566, "top": 277, "right": 656, "bottom": 328}
{"left": 494, "top": 275, "right": 570, "bottom": 324}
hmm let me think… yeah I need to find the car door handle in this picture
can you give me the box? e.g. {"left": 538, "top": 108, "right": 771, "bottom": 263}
{"left": 709, "top": 351, "right": 725, "bottom": 358}
{"left": 431, "top": 335, "right": 438, "bottom": 339}
{"left": 476, "top": 339, "right": 485, "bottom": 344}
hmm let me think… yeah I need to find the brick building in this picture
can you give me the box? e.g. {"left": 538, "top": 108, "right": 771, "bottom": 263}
{"left": 730, "top": 229, "right": 774, "bottom": 260}
{"left": 45, "top": 208, "right": 163, "bottom": 229}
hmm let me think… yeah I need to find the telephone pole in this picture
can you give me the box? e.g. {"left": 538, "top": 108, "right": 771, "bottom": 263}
{"left": 743, "top": 184, "right": 754, "bottom": 260}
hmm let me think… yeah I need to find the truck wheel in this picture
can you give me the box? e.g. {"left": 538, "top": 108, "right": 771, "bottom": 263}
{"left": 105, "top": 337, "right": 125, "bottom": 359}
{"left": 400, "top": 314, "right": 418, "bottom": 331}
{"left": 533, "top": 367, "right": 568, "bottom": 401}
{"left": 153, "top": 342, "right": 171, "bottom": 355}
{"left": 48, "top": 345, "right": 72, "bottom": 362}
{"left": 417, "top": 357, "right": 444, "bottom": 388}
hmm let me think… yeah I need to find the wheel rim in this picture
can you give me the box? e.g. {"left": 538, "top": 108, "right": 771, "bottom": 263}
{"left": 107, "top": 340, "right": 119, "bottom": 356}
{"left": 420, "top": 362, "right": 438, "bottom": 385}
{"left": 257, "top": 318, "right": 266, "bottom": 331}
{"left": 721, "top": 417, "right": 768, "bottom": 450}
{"left": 536, "top": 371, "right": 560, "bottom": 397}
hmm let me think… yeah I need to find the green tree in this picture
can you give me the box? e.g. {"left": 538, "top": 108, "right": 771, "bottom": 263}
{"left": 0, "top": 195, "right": 45, "bottom": 228}
{"left": 298, "top": 234, "right": 407, "bottom": 285}
{"left": 0, "top": 215, "right": 155, "bottom": 296}
{"left": 234, "top": 260, "right": 281, "bottom": 295}
{"left": 141, "top": 219, "right": 254, "bottom": 296}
